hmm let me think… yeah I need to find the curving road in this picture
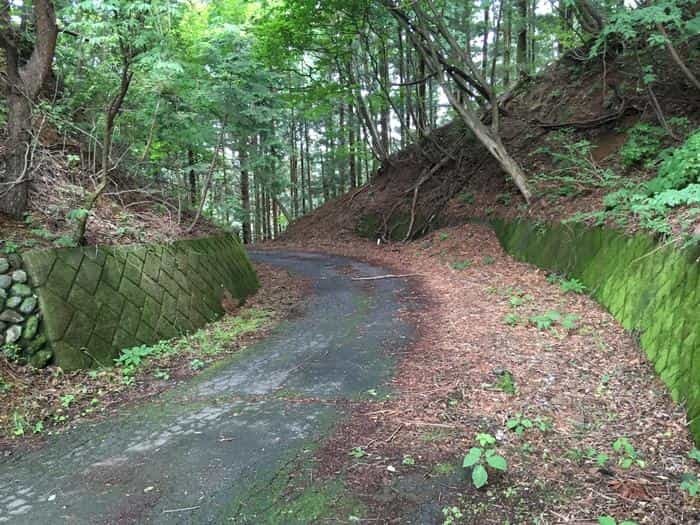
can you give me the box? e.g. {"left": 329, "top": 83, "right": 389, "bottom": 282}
{"left": 0, "top": 251, "right": 415, "bottom": 524}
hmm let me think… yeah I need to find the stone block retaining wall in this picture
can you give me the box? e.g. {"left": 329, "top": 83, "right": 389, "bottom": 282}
{"left": 492, "top": 219, "right": 700, "bottom": 442}
{"left": 0, "top": 254, "right": 47, "bottom": 367}
{"left": 20, "top": 235, "right": 258, "bottom": 370}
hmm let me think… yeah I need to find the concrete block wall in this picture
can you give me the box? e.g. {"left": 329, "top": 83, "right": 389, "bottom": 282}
{"left": 21, "top": 235, "right": 259, "bottom": 370}
{"left": 492, "top": 219, "right": 700, "bottom": 442}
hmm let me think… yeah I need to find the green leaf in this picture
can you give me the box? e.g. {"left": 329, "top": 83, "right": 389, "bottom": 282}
{"left": 689, "top": 448, "right": 700, "bottom": 463}
{"left": 598, "top": 517, "right": 616, "bottom": 525}
{"left": 462, "top": 447, "right": 482, "bottom": 468}
{"left": 471, "top": 464, "right": 488, "bottom": 489}
{"left": 486, "top": 454, "right": 507, "bottom": 471}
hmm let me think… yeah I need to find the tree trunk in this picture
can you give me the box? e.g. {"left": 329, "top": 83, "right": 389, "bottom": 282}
{"left": 504, "top": 2, "right": 512, "bottom": 86}
{"left": 239, "top": 141, "right": 251, "bottom": 244}
{"left": 304, "top": 120, "right": 313, "bottom": 210}
{"left": 482, "top": 4, "right": 490, "bottom": 76}
{"left": 188, "top": 149, "right": 197, "bottom": 206}
{"left": 0, "top": 0, "right": 58, "bottom": 218}
{"left": 516, "top": 0, "right": 528, "bottom": 79}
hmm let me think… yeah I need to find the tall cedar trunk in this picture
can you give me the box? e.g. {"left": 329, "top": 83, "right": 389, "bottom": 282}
{"left": 397, "top": 26, "right": 407, "bottom": 148}
{"left": 482, "top": 5, "right": 490, "bottom": 76}
{"left": 273, "top": 199, "right": 279, "bottom": 238}
{"left": 254, "top": 175, "right": 262, "bottom": 242}
{"left": 516, "top": 0, "right": 528, "bottom": 78}
{"left": 239, "top": 140, "right": 251, "bottom": 244}
{"left": 299, "top": 124, "right": 307, "bottom": 214}
{"left": 417, "top": 57, "right": 427, "bottom": 132}
{"left": 261, "top": 186, "right": 268, "bottom": 241}
{"left": 290, "top": 119, "right": 299, "bottom": 217}
{"left": 0, "top": 0, "right": 58, "bottom": 218}
{"left": 348, "top": 105, "right": 357, "bottom": 188}
{"left": 188, "top": 149, "right": 197, "bottom": 205}
{"left": 379, "top": 40, "right": 391, "bottom": 154}
{"left": 338, "top": 104, "right": 346, "bottom": 194}
{"left": 529, "top": 0, "right": 536, "bottom": 71}
{"left": 504, "top": 2, "right": 512, "bottom": 85}
{"left": 304, "top": 120, "right": 312, "bottom": 210}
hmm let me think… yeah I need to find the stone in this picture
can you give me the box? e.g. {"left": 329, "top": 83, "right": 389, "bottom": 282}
{"left": 10, "top": 283, "right": 32, "bottom": 297}
{"left": 7, "top": 254, "right": 22, "bottom": 271}
{"left": 19, "top": 297, "right": 37, "bottom": 315}
{"left": 0, "top": 275, "right": 11, "bottom": 289}
{"left": 0, "top": 288, "right": 6, "bottom": 301}
{"left": 23, "top": 316, "right": 39, "bottom": 340}
{"left": 0, "top": 258, "right": 8, "bottom": 274}
{"left": 0, "top": 310, "right": 23, "bottom": 323}
{"left": 11, "top": 270, "right": 27, "bottom": 283}
{"left": 26, "top": 334, "right": 47, "bottom": 355}
{"left": 29, "top": 350, "right": 52, "bottom": 369}
{"left": 6, "top": 296, "right": 21, "bottom": 309}
{"left": 5, "top": 325, "right": 22, "bottom": 344}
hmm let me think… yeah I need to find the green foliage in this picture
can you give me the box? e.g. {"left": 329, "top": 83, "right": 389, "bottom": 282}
{"left": 600, "top": 130, "right": 700, "bottom": 236}
{"left": 482, "top": 256, "right": 496, "bottom": 265}
{"left": 620, "top": 124, "right": 666, "bottom": 167}
{"left": 2, "top": 343, "right": 22, "bottom": 363}
{"left": 560, "top": 278, "right": 586, "bottom": 294}
{"left": 495, "top": 371, "right": 517, "bottom": 395}
{"left": 349, "top": 446, "right": 367, "bottom": 459}
{"left": 190, "top": 358, "right": 205, "bottom": 371}
{"left": 598, "top": 517, "right": 638, "bottom": 525}
{"left": 506, "top": 414, "right": 533, "bottom": 437}
{"left": 529, "top": 310, "right": 579, "bottom": 331}
{"left": 451, "top": 260, "right": 472, "bottom": 271}
{"left": 462, "top": 433, "right": 507, "bottom": 489}
{"left": 612, "top": 437, "right": 646, "bottom": 469}
{"left": 441, "top": 506, "right": 463, "bottom": 525}
{"left": 681, "top": 473, "right": 700, "bottom": 496}
{"left": 503, "top": 313, "right": 522, "bottom": 326}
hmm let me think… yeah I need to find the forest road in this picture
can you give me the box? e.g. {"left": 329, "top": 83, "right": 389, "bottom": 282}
{"left": 0, "top": 250, "right": 415, "bottom": 524}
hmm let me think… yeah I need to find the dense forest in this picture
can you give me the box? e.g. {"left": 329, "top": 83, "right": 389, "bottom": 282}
{"left": 1, "top": 0, "right": 697, "bottom": 248}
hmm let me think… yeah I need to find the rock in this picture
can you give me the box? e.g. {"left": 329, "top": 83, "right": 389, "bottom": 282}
{"left": 0, "top": 288, "right": 6, "bottom": 301}
{"left": 6, "top": 296, "right": 21, "bottom": 309}
{"left": 5, "top": 325, "right": 22, "bottom": 344}
{"left": 23, "top": 316, "right": 39, "bottom": 340}
{"left": 0, "top": 258, "right": 8, "bottom": 273}
{"left": 0, "top": 275, "right": 11, "bottom": 289}
{"left": 10, "top": 283, "right": 31, "bottom": 297}
{"left": 0, "top": 321, "right": 5, "bottom": 332}
{"left": 7, "top": 254, "right": 22, "bottom": 270}
{"left": 26, "top": 334, "right": 47, "bottom": 355}
{"left": 19, "top": 297, "right": 37, "bottom": 315}
{"left": 29, "top": 350, "right": 52, "bottom": 369}
{"left": 11, "top": 270, "right": 27, "bottom": 283}
{"left": 0, "top": 310, "right": 23, "bottom": 323}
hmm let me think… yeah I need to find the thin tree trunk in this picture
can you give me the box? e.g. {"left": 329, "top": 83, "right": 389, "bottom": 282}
{"left": 239, "top": 139, "right": 251, "bottom": 244}
{"left": 516, "top": 0, "right": 528, "bottom": 79}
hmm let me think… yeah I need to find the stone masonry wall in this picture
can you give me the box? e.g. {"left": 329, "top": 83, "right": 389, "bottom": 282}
{"left": 0, "top": 255, "right": 47, "bottom": 367}
{"left": 21, "top": 235, "right": 259, "bottom": 370}
{"left": 492, "top": 219, "right": 700, "bottom": 442}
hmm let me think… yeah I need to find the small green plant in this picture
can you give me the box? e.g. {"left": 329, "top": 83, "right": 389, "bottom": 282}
{"left": 530, "top": 311, "right": 561, "bottom": 330}
{"left": 60, "top": 394, "right": 76, "bottom": 408}
{"left": 560, "top": 278, "right": 586, "bottom": 294}
{"left": 462, "top": 433, "right": 507, "bottom": 489}
{"left": 495, "top": 371, "right": 517, "bottom": 395}
{"left": 612, "top": 437, "right": 645, "bottom": 469}
{"left": 153, "top": 370, "right": 170, "bottom": 380}
{"left": 598, "top": 517, "right": 638, "bottom": 525}
{"left": 2, "top": 343, "right": 22, "bottom": 363}
{"left": 482, "top": 256, "right": 495, "bottom": 265}
{"left": 506, "top": 414, "right": 533, "bottom": 437}
{"left": 689, "top": 448, "right": 700, "bottom": 463}
{"left": 681, "top": 473, "right": 700, "bottom": 496}
{"left": 442, "top": 506, "right": 463, "bottom": 525}
{"left": 402, "top": 455, "right": 416, "bottom": 466}
{"left": 190, "top": 358, "right": 205, "bottom": 371}
{"left": 451, "top": 260, "right": 472, "bottom": 271}
{"left": 503, "top": 313, "right": 521, "bottom": 326}
{"left": 620, "top": 123, "right": 666, "bottom": 167}
{"left": 33, "top": 421, "right": 44, "bottom": 434}
{"left": 439, "top": 232, "right": 450, "bottom": 241}
{"left": 561, "top": 314, "right": 580, "bottom": 331}
{"left": 12, "top": 411, "right": 26, "bottom": 437}
{"left": 349, "top": 447, "right": 367, "bottom": 459}
{"left": 458, "top": 191, "right": 475, "bottom": 205}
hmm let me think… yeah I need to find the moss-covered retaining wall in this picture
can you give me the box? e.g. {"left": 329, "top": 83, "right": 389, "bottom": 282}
{"left": 492, "top": 219, "right": 700, "bottom": 441}
{"left": 21, "top": 235, "right": 258, "bottom": 370}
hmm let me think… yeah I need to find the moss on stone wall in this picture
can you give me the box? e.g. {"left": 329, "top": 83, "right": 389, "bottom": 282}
{"left": 22, "top": 235, "right": 258, "bottom": 370}
{"left": 492, "top": 219, "right": 700, "bottom": 443}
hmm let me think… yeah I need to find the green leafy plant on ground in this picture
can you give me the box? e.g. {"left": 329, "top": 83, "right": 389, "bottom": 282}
{"left": 598, "top": 516, "right": 638, "bottom": 525}
{"left": 451, "top": 260, "right": 472, "bottom": 271}
{"left": 529, "top": 311, "right": 579, "bottom": 331}
{"left": 612, "top": 437, "right": 646, "bottom": 469}
{"left": 462, "top": 433, "right": 508, "bottom": 489}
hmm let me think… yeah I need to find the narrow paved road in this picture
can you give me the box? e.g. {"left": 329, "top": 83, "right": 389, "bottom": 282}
{"left": 0, "top": 251, "right": 414, "bottom": 524}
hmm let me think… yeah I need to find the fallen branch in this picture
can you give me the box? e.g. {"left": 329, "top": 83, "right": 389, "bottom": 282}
{"left": 351, "top": 274, "right": 420, "bottom": 281}
{"left": 535, "top": 101, "right": 631, "bottom": 130}
{"left": 162, "top": 506, "right": 201, "bottom": 514}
